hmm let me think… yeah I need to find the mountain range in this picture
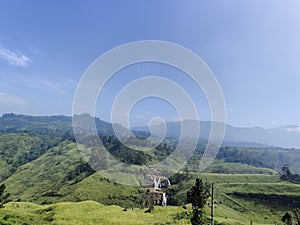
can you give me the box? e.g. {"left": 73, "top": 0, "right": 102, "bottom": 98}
{"left": 133, "top": 120, "right": 300, "bottom": 149}
{"left": 1, "top": 113, "right": 300, "bottom": 149}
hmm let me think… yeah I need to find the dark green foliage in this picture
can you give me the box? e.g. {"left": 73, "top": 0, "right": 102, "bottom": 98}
{"left": 167, "top": 173, "right": 191, "bottom": 205}
{"left": 101, "top": 135, "right": 175, "bottom": 166}
{"left": 0, "top": 184, "right": 9, "bottom": 208}
{"left": 294, "top": 209, "right": 300, "bottom": 225}
{"left": 187, "top": 178, "right": 209, "bottom": 225}
{"left": 0, "top": 113, "right": 116, "bottom": 136}
{"left": 65, "top": 160, "right": 95, "bottom": 184}
{"left": 281, "top": 164, "right": 293, "bottom": 180}
{"left": 108, "top": 142, "right": 147, "bottom": 165}
{"left": 166, "top": 185, "right": 187, "bottom": 206}
{"left": 282, "top": 212, "right": 293, "bottom": 225}
{"left": 280, "top": 164, "right": 300, "bottom": 184}
{"left": 0, "top": 114, "right": 120, "bottom": 151}
{"left": 230, "top": 193, "right": 300, "bottom": 209}
{"left": 0, "top": 184, "right": 5, "bottom": 208}
{"left": 186, "top": 143, "right": 300, "bottom": 174}
{"left": 154, "top": 142, "right": 175, "bottom": 161}
{"left": 0, "top": 133, "right": 44, "bottom": 181}
{"left": 0, "top": 114, "right": 72, "bottom": 146}
{"left": 101, "top": 135, "right": 149, "bottom": 165}
{"left": 169, "top": 173, "right": 189, "bottom": 185}
{"left": 216, "top": 146, "right": 288, "bottom": 170}
{"left": 3, "top": 141, "right": 96, "bottom": 203}
{"left": 282, "top": 209, "right": 300, "bottom": 225}
{"left": 76, "top": 134, "right": 152, "bottom": 166}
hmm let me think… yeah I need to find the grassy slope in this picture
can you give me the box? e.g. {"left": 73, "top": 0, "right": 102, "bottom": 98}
{"left": 1, "top": 137, "right": 299, "bottom": 224}
{"left": 58, "top": 172, "right": 144, "bottom": 208}
{"left": 4, "top": 141, "right": 92, "bottom": 204}
{"left": 3, "top": 141, "right": 143, "bottom": 207}
{"left": 4, "top": 140, "right": 299, "bottom": 224}
{"left": 3, "top": 168, "right": 300, "bottom": 224}
{"left": 0, "top": 199, "right": 290, "bottom": 225}
{"left": 0, "top": 201, "right": 190, "bottom": 225}
{"left": 0, "top": 133, "right": 43, "bottom": 182}
{"left": 204, "top": 159, "right": 278, "bottom": 174}
{"left": 170, "top": 173, "right": 300, "bottom": 224}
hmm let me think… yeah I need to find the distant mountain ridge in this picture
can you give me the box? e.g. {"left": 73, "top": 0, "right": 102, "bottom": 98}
{"left": 133, "top": 120, "right": 300, "bottom": 149}
{"left": 1, "top": 113, "right": 300, "bottom": 149}
{"left": 0, "top": 113, "right": 117, "bottom": 136}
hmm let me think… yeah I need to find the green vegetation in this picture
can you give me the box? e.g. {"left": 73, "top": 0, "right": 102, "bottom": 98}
{"left": 0, "top": 133, "right": 43, "bottom": 181}
{"left": 281, "top": 209, "right": 300, "bottom": 225}
{"left": 203, "top": 159, "right": 277, "bottom": 174}
{"left": 0, "top": 201, "right": 190, "bottom": 225}
{"left": 167, "top": 172, "right": 300, "bottom": 224}
{"left": 3, "top": 141, "right": 95, "bottom": 204}
{"left": 0, "top": 114, "right": 300, "bottom": 224}
{"left": 2, "top": 140, "right": 143, "bottom": 207}
{"left": 281, "top": 164, "right": 300, "bottom": 184}
{"left": 0, "top": 184, "right": 9, "bottom": 208}
{"left": 2, "top": 170, "right": 300, "bottom": 224}
{"left": 282, "top": 211, "right": 293, "bottom": 225}
{"left": 59, "top": 173, "right": 144, "bottom": 208}
{"left": 187, "top": 178, "right": 210, "bottom": 225}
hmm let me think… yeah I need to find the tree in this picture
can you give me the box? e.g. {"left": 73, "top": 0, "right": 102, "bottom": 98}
{"left": 282, "top": 212, "right": 293, "bottom": 225}
{"left": 293, "top": 209, "right": 300, "bottom": 225}
{"left": 0, "top": 184, "right": 9, "bottom": 208}
{"left": 282, "top": 210, "right": 300, "bottom": 225}
{"left": 281, "top": 164, "right": 292, "bottom": 181}
{"left": 187, "top": 178, "right": 209, "bottom": 225}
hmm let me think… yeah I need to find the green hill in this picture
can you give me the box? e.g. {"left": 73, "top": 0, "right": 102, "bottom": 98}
{"left": 3, "top": 140, "right": 144, "bottom": 207}
{"left": 1, "top": 114, "right": 300, "bottom": 224}
{"left": 4, "top": 141, "right": 94, "bottom": 204}
{"left": 0, "top": 133, "right": 43, "bottom": 182}
{"left": 168, "top": 173, "right": 300, "bottom": 224}
{"left": 0, "top": 113, "right": 124, "bottom": 138}
{"left": 58, "top": 172, "right": 144, "bottom": 208}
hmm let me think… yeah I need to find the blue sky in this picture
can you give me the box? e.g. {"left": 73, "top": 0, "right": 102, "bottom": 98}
{"left": 0, "top": 0, "right": 300, "bottom": 128}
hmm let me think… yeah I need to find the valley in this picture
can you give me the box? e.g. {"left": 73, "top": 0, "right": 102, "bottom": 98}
{"left": 0, "top": 114, "right": 300, "bottom": 224}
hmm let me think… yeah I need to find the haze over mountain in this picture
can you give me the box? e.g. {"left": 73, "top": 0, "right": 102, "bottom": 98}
{"left": 1, "top": 113, "right": 300, "bottom": 149}
{"left": 134, "top": 120, "right": 300, "bottom": 149}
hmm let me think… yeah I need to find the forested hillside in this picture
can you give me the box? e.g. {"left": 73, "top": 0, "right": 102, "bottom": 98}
{"left": 1, "top": 114, "right": 300, "bottom": 224}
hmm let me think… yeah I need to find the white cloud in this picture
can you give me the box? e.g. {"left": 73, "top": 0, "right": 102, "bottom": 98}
{"left": 39, "top": 79, "right": 69, "bottom": 96}
{"left": 40, "top": 79, "right": 55, "bottom": 88}
{"left": 57, "top": 89, "right": 68, "bottom": 96}
{"left": 0, "top": 92, "right": 27, "bottom": 107}
{"left": 135, "top": 114, "right": 147, "bottom": 120}
{"left": 286, "top": 126, "right": 300, "bottom": 132}
{"left": 0, "top": 47, "right": 31, "bottom": 66}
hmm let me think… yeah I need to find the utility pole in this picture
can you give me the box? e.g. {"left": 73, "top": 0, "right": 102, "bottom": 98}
{"left": 211, "top": 182, "right": 214, "bottom": 225}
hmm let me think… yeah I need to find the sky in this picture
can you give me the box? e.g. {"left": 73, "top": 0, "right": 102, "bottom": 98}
{"left": 0, "top": 0, "right": 300, "bottom": 128}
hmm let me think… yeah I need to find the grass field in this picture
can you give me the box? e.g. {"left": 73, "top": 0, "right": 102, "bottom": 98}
{"left": 1, "top": 172, "right": 300, "bottom": 224}
{"left": 1, "top": 139, "right": 299, "bottom": 224}
{"left": 168, "top": 173, "right": 300, "bottom": 224}
{"left": 203, "top": 160, "right": 278, "bottom": 175}
{"left": 0, "top": 198, "right": 290, "bottom": 225}
{"left": 0, "top": 201, "right": 191, "bottom": 225}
